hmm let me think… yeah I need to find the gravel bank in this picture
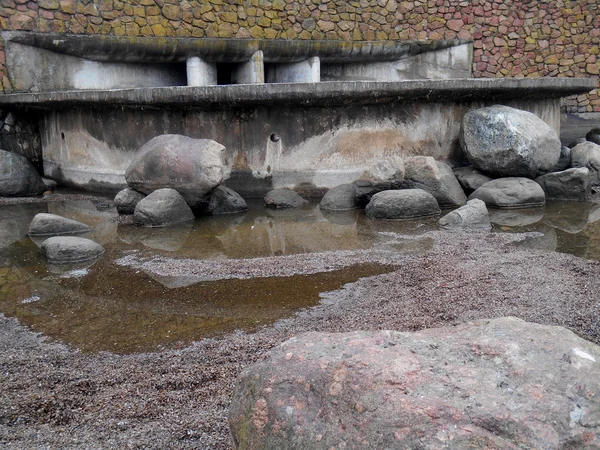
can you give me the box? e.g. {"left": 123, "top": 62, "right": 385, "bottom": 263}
{"left": 2, "top": 230, "right": 600, "bottom": 449}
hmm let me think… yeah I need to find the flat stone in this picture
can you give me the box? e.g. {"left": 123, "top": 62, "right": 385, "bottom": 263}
{"left": 460, "top": 105, "right": 561, "bottom": 178}
{"left": 535, "top": 168, "right": 591, "bottom": 201}
{"left": 0, "top": 149, "right": 45, "bottom": 197}
{"left": 133, "top": 188, "right": 195, "bottom": 227}
{"left": 230, "top": 317, "right": 600, "bottom": 450}
{"left": 365, "top": 189, "right": 441, "bottom": 220}
{"left": 114, "top": 188, "right": 145, "bottom": 215}
{"left": 452, "top": 166, "right": 494, "bottom": 194}
{"left": 439, "top": 198, "right": 491, "bottom": 230}
{"left": 571, "top": 141, "right": 600, "bottom": 184}
{"left": 40, "top": 236, "right": 104, "bottom": 264}
{"left": 27, "top": 213, "right": 92, "bottom": 236}
{"left": 207, "top": 185, "right": 248, "bottom": 215}
{"left": 402, "top": 157, "right": 467, "bottom": 207}
{"left": 469, "top": 177, "right": 546, "bottom": 209}
{"left": 264, "top": 189, "right": 308, "bottom": 209}
{"left": 319, "top": 183, "right": 359, "bottom": 211}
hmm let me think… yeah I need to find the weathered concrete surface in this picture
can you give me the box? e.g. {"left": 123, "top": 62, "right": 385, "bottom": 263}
{"left": 230, "top": 317, "right": 600, "bottom": 450}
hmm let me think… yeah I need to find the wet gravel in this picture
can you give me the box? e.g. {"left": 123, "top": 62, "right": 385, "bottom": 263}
{"left": 2, "top": 229, "right": 600, "bottom": 449}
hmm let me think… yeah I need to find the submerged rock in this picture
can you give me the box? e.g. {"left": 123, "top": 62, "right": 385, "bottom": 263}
{"left": 319, "top": 183, "right": 359, "bottom": 211}
{"left": 264, "top": 189, "right": 308, "bottom": 209}
{"left": 469, "top": 177, "right": 545, "bottom": 209}
{"left": 365, "top": 189, "right": 440, "bottom": 220}
{"left": 460, "top": 105, "right": 561, "bottom": 178}
{"left": 452, "top": 166, "right": 494, "bottom": 194}
{"left": 114, "top": 188, "right": 146, "bottom": 215}
{"left": 535, "top": 167, "right": 591, "bottom": 201}
{"left": 133, "top": 188, "right": 195, "bottom": 227}
{"left": 207, "top": 185, "right": 248, "bottom": 215}
{"left": 125, "top": 134, "right": 226, "bottom": 210}
{"left": 0, "top": 149, "right": 45, "bottom": 197}
{"left": 403, "top": 157, "right": 467, "bottom": 207}
{"left": 41, "top": 236, "right": 104, "bottom": 264}
{"left": 571, "top": 141, "right": 600, "bottom": 184}
{"left": 230, "top": 317, "right": 600, "bottom": 450}
{"left": 439, "top": 199, "right": 491, "bottom": 230}
{"left": 27, "top": 213, "right": 92, "bottom": 237}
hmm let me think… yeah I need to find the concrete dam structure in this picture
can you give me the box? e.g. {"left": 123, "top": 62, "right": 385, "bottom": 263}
{"left": 0, "top": 32, "right": 595, "bottom": 196}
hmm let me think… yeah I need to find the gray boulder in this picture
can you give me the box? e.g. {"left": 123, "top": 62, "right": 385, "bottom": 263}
{"left": 460, "top": 105, "right": 561, "bottom": 178}
{"left": 568, "top": 137, "right": 587, "bottom": 148}
{"left": 354, "top": 180, "right": 394, "bottom": 207}
{"left": 40, "top": 236, "right": 104, "bottom": 264}
{"left": 365, "top": 189, "right": 441, "bottom": 220}
{"left": 439, "top": 199, "right": 491, "bottom": 230}
{"left": 27, "top": 213, "right": 92, "bottom": 236}
{"left": 319, "top": 183, "right": 359, "bottom": 211}
{"left": 402, "top": 157, "right": 467, "bottom": 207}
{"left": 359, "top": 155, "right": 405, "bottom": 184}
{"left": 469, "top": 177, "right": 545, "bottom": 209}
{"left": 230, "top": 317, "right": 600, "bottom": 450}
{"left": 207, "top": 185, "right": 247, "bottom": 215}
{"left": 586, "top": 127, "right": 600, "bottom": 145}
{"left": 571, "top": 141, "right": 600, "bottom": 184}
{"left": 133, "top": 188, "right": 195, "bottom": 227}
{"left": 0, "top": 149, "right": 45, "bottom": 197}
{"left": 114, "top": 188, "right": 146, "bottom": 215}
{"left": 452, "top": 166, "right": 493, "bottom": 194}
{"left": 264, "top": 189, "right": 308, "bottom": 209}
{"left": 535, "top": 167, "right": 591, "bottom": 201}
{"left": 552, "top": 146, "right": 572, "bottom": 172}
{"left": 125, "top": 135, "right": 226, "bottom": 210}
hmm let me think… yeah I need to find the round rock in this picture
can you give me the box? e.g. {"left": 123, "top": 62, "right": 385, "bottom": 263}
{"left": 319, "top": 183, "right": 359, "bottom": 211}
{"left": 28, "top": 213, "right": 92, "bottom": 237}
{"left": 133, "top": 188, "right": 195, "bottom": 227}
{"left": 571, "top": 141, "right": 600, "bottom": 184}
{"left": 535, "top": 168, "right": 591, "bottom": 202}
{"left": 586, "top": 127, "right": 600, "bottom": 145}
{"left": 460, "top": 105, "right": 561, "bottom": 178}
{"left": 0, "top": 149, "right": 45, "bottom": 197}
{"left": 41, "top": 236, "right": 105, "bottom": 264}
{"left": 114, "top": 188, "right": 146, "bottom": 215}
{"left": 365, "top": 189, "right": 441, "bottom": 220}
{"left": 207, "top": 185, "right": 248, "bottom": 215}
{"left": 264, "top": 189, "right": 308, "bottom": 209}
{"left": 469, "top": 177, "right": 546, "bottom": 209}
{"left": 439, "top": 198, "right": 491, "bottom": 230}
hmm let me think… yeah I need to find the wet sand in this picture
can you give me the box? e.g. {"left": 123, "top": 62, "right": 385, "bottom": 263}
{"left": 2, "top": 228, "right": 600, "bottom": 449}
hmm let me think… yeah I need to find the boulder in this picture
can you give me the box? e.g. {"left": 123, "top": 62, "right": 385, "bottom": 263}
{"left": 207, "top": 185, "right": 248, "bottom": 215}
{"left": 40, "top": 236, "right": 104, "bottom": 264}
{"left": 230, "top": 317, "right": 600, "bottom": 450}
{"left": 469, "top": 177, "right": 545, "bottom": 209}
{"left": 568, "top": 137, "right": 587, "bottom": 148}
{"left": 365, "top": 189, "right": 441, "bottom": 220}
{"left": 438, "top": 198, "right": 491, "bottom": 230}
{"left": 552, "top": 146, "right": 572, "bottom": 172}
{"left": 452, "top": 166, "right": 494, "bottom": 194}
{"left": 124, "top": 135, "right": 226, "bottom": 210}
{"left": 27, "top": 213, "right": 92, "bottom": 237}
{"left": 133, "top": 188, "right": 195, "bottom": 227}
{"left": 354, "top": 180, "right": 393, "bottom": 207}
{"left": 535, "top": 167, "right": 591, "bottom": 201}
{"left": 587, "top": 127, "right": 600, "bottom": 145}
{"left": 460, "top": 105, "right": 561, "bottom": 178}
{"left": 319, "top": 184, "right": 359, "bottom": 211}
{"left": 264, "top": 189, "right": 308, "bottom": 209}
{"left": 359, "top": 155, "right": 405, "bottom": 184}
{"left": 0, "top": 149, "right": 45, "bottom": 197}
{"left": 402, "top": 157, "right": 467, "bottom": 207}
{"left": 571, "top": 141, "right": 600, "bottom": 184}
{"left": 114, "top": 188, "right": 146, "bottom": 215}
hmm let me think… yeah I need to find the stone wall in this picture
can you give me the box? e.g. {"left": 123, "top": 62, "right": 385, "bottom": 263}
{"left": 0, "top": 0, "right": 599, "bottom": 113}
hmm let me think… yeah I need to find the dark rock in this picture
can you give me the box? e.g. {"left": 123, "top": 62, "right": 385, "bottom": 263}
{"left": 568, "top": 138, "right": 587, "bottom": 149}
{"left": 207, "top": 186, "right": 248, "bottom": 215}
{"left": 552, "top": 146, "right": 572, "bottom": 172}
{"left": 586, "top": 127, "right": 600, "bottom": 145}
{"left": 133, "top": 188, "right": 195, "bottom": 227}
{"left": 0, "top": 149, "right": 45, "bottom": 197}
{"left": 41, "top": 177, "right": 58, "bottom": 190}
{"left": 402, "top": 157, "right": 467, "bottom": 207}
{"left": 27, "top": 213, "right": 92, "bottom": 237}
{"left": 452, "top": 166, "right": 494, "bottom": 194}
{"left": 571, "top": 141, "right": 600, "bottom": 184}
{"left": 365, "top": 189, "right": 441, "bottom": 220}
{"left": 319, "top": 183, "right": 358, "bottom": 211}
{"left": 114, "top": 188, "right": 146, "bottom": 215}
{"left": 124, "top": 134, "right": 226, "bottom": 210}
{"left": 264, "top": 189, "right": 308, "bottom": 209}
{"left": 535, "top": 168, "right": 591, "bottom": 201}
{"left": 230, "top": 317, "right": 600, "bottom": 450}
{"left": 40, "top": 236, "right": 104, "bottom": 264}
{"left": 439, "top": 198, "right": 491, "bottom": 230}
{"left": 469, "top": 177, "right": 546, "bottom": 209}
{"left": 460, "top": 105, "right": 561, "bottom": 178}
{"left": 354, "top": 180, "right": 393, "bottom": 207}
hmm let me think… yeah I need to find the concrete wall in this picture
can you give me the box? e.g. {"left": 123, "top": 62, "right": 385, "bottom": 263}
{"left": 0, "top": 1, "right": 598, "bottom": 112}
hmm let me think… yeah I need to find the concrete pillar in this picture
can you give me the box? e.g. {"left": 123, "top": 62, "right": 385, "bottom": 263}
{"left": 267, "top": 57, "right": 321, "bottom": 83}
{"left": 232, "top": 51, "right": 264, "bottom": 85}
{"left": 186, "top": 57, "right": 217, "bottom": 86}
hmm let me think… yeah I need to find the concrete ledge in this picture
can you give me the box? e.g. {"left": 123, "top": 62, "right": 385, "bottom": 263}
{"left": 0, "top": 78, "right": 595, "bottom": 110}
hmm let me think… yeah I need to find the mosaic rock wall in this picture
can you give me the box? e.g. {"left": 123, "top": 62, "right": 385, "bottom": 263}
{"left": 0, "top": 0, "right": 599, "bottom": 112}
